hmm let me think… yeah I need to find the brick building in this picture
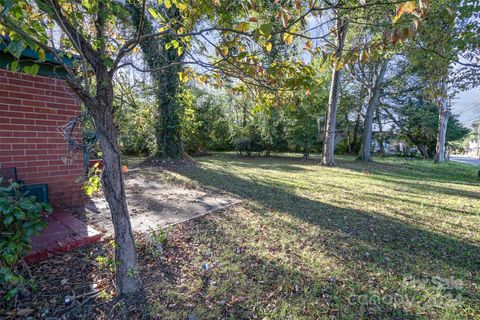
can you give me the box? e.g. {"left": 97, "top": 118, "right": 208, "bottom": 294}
{"left": 0, "top": 44, "right": 84, "bottom": 210}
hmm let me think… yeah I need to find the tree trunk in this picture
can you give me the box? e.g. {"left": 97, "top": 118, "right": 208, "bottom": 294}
{"left": 417, "top": 144, "right": 429, "bottom": 159}
{"left": 434, "top": 102, "right": 450, "bottom": 163}
{"left": 92, "top": 105, "right": 143, "bottom": 294}
{"left": 242, "top": 104, "right": 247, "bottom": 127}
{"left": 130, "top": 3, "right": 184, "bottom": 159}
{"left": 28, "top": 0, "right": 144, "bottom": 297}
{"left": 344, "top": 113, "right": 353, "bottom": 154}
{"left": 375, "top": 107, "right": 385, "bottom": 157}
{"left": 359, "top": 60, "right": 388, "bottom": 162}
{"left": 87, "top": 68, "right": 143, "bottom": 295}
{"left": 322, "top": 15, "right": 349, "bottom": 166}
{"left": 477, "top": 124, "right": 480, "bottom": 158}
{"left": 351, "top": 87, "right": 365, "bottom": 154}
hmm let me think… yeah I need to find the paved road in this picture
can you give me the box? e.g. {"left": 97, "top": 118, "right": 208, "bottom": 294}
{"left": 450, "top": 156, "right": 480, "bottom": 166}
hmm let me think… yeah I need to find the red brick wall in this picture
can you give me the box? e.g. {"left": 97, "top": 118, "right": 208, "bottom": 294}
{"left": 0, "top": 69, "right": 84, "bottom": 209}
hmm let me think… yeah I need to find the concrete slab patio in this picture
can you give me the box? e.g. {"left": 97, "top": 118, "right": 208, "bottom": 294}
{"left": 85, "top": 171, "right": 241, "bottom": 234}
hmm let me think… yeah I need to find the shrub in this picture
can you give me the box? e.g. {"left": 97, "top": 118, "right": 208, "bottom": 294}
{"left": 181, "top": 88, "right": 233, "bottom": 155}
{"left": 0, "top": 178, "right": 52, "bottom": 300}
{"left": 234, "top": 135, "right": 265, "bottom": 156}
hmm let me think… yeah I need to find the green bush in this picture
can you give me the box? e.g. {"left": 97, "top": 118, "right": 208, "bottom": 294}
{"left": 0, "top": 178, "right": 52, "bottom": 300}
{"left": 181, "top": 88, "right": 233, "bottom": 155}
{"left": 234, "top": 135, "right": 265, "bottom": 156}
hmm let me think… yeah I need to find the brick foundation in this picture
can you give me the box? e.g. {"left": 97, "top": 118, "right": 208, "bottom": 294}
{"left": 0, "top": 69, "right": 84, "bottom": 209}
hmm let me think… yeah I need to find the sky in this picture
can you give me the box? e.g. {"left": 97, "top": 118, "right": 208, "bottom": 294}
{"left": 451, "top": 87, "right": 480, "bottom": 128}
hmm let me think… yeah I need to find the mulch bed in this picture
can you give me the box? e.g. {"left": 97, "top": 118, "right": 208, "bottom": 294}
{"left": 0, "top": 223, "right": 196, "bottom": 320}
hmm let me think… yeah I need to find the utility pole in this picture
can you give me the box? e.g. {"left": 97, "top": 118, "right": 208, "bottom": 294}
{"left": 477, "top": 124, "right": 480, "bottom": 159}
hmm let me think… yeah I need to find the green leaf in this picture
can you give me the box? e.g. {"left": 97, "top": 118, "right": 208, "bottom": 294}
{"left": 148, "top": 7, "right": 158, "bottom": 19}
{"left": 24, "top": 64, "right": 40, "bottom": 76}
{"left": 34, "top": 0, "right": 54, "bottom": 15}
{"left": 5, "top": 287, "right": 19, "bottom": 301}
{"left": 237, "top": 52, "right": 248, "bottom": 59}
{"left": 7, "top": 40, "right": 25, "bottom": 59}
{"left": 4, "top": 215, "right": 13, "bottom": 225}
{"left": 259, "top": 23, "right": 273, "bottom": 36}
{"left": 10, "top": 61, "right": 18, "bottom": 72}
{"left": 82, "top": 0, "right": 92, "bottom": 9}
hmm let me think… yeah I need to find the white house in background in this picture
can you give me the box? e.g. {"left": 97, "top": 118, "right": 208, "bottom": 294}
{"left": 467, "top": 139, "right": 479, "bottom": 156}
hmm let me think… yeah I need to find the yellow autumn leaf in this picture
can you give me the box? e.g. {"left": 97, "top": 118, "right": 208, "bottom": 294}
{"left": 265, "top": 42, "right": 273, "bottom": 52}
{"left": 178, "top": 72, "right": 189, "bottom": 83}
{"left": 38, "top": 49, "right": 46, "bottom": 61}
{"left": 177, "top": 46, "right": 184, "bottom": 56}
{"left": 236, "top": 22, "right": 249, "bottom": 33}
{"left": 282, "top": 33, "right": 293, "bottom": 45}
{"left": 177, "top": 3, "right": 187, "bottom": 11}
{"left": 393, "top": 1, "right": 416, "bottom": 23}
{"left": 335, "top": 61, "right": 344, "bottom": 71}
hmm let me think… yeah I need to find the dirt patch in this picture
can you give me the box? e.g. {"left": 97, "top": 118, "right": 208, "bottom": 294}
{"left": 85, "top": 170, "right": 240, "bottom": 234}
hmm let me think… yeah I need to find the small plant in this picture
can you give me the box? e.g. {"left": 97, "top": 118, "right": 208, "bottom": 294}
{"left": 95, "top": 255, "right": 115, "bottom": 272}
{"left": 144, "top": 224, "right": 173, "bottom": 257}
{"left": 82, "top": 162, "right": 102, "bottom": 196}
{"left": 149, "top": 224, "right": 172, "bottom": 247}
{"left": 0, "top": 178, "right": 52, "bottom": 300}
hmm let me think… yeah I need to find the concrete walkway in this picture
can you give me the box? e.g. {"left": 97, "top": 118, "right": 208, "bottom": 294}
{"left": 85, "top": 171, "right": 241, "bottom": 235}
{"left": 450, "top": 156, "right": 480, "bottom": 166}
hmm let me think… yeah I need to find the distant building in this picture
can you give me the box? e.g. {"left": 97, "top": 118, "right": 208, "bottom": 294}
{"left": 371, "top": 131, "right": 411, "bottom": 155}
{"left": 467, "top": 139, "right": 479, "bottom": 157}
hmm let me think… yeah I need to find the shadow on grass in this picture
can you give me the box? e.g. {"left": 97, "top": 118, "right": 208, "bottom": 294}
{"left": 367, "top": 174, "right": 480, "bottom": 200}
{"left": 363, "top": 191, "right": 479, "bottom": 217}
{"left": 147, "top": 217, "right": 423, "bottom": 319}
{"left": 170, "top": 162, "right": 480, "bottom": 276}
{"left": 205, "top": 153, "right": 480, "bottom": 184}
{"left": 335, "top": 157, "right": 480, "bottom": 186}
{"left": 207, "top": 154, "right": 480, "bottom": 199}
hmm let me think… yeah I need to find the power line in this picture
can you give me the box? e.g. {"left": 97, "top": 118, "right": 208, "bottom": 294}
{"left": 461, "top": 115, "right": 480, "bottom": 125}
{"left": 457, "top": 102, "right": 480, "bottom": 115}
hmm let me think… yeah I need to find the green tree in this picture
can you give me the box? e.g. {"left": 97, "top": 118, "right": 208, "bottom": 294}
{"left": 129, "top": 2, "right": 185, "bottom": 159}
{"left": 392, "top": 96, "right": 469, "bottom": 158}
{"left": 404, "top": 0, "right": 479, "bottom": 163}
{"left": 181, "top": 88, "right": 233, "bottom": 154}
{"left": 0, "top": 0, "right": 262, "bottom": 295}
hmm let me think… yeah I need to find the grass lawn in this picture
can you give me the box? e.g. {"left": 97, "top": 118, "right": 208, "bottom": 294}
{"left": 146, "top": 154, "right": 480, "bottom": 319}
{"left": 4, "top": 154, "right": 480, "bottom": 319}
